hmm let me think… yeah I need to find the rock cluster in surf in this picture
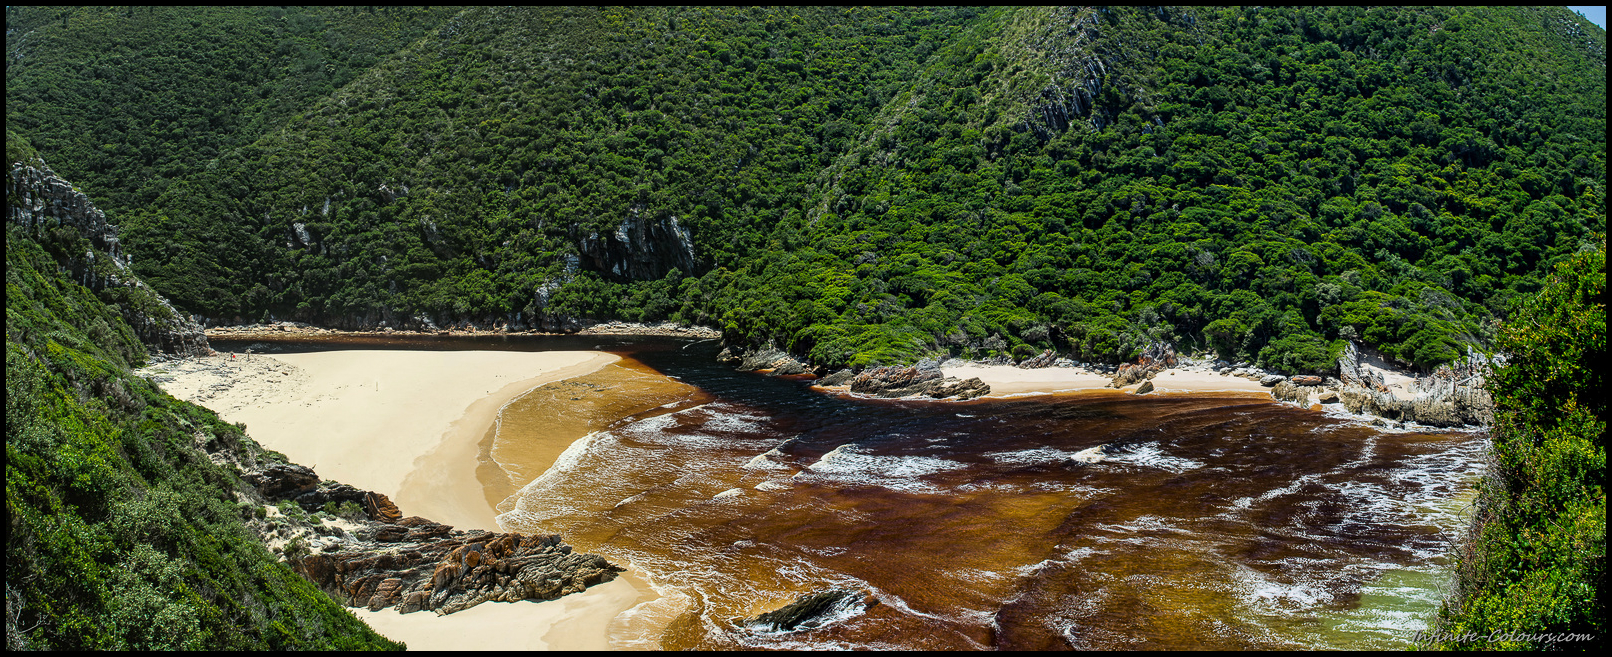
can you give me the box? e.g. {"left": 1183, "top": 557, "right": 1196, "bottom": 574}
{"left": 848, "top": 360, "right": 990, "bottom": 400}
{"left": 239, "top": 459, "right": 623, "bottom": 616}
{"left": 296, "top": 525, "right": 622, "bottom": 615}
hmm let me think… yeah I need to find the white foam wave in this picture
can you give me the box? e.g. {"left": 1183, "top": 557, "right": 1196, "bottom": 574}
{"left": 744, "top": 447, "right": 790, "bottom": 470}
{"left": 1102, "top": 442, "right": 1204, "bottom": 473}
{"left": 985, "top": 447, "right": 1092, "bottom": 466}
{"left": 798, "top": 444, "right": 967, "bottom": 494}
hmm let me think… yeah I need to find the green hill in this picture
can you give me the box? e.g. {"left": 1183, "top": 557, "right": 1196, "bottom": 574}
{"left": 8, "top": 6, "right": 1604, "bottom": 372}
{"left": 6, "top": 159, "right": 401, "bottom": 647}
{"left": 6, "top": 7, "right": 1606, "bottom": 650}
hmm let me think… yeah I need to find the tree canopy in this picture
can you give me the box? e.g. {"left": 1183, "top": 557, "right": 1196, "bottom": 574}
{"left": 7, "top": 6, "right": 1605, "bottom": 372}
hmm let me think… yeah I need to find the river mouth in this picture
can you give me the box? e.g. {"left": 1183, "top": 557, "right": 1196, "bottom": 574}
{"left": 217, "top": 336, "right": 1483, "bottom": 649}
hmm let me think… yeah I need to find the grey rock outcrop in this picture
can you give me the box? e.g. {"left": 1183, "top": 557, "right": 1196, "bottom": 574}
{"left": 926, "top": 376, "right": 990, "bottom": 400}
{"left": 849, "top": 360, "right": 990, "bottom": 400}
{"left": 241, "top": 460, "right": 624, "bottom": 617}
{"left": 1297, "top": 343, "right": 1494, "bottom": 427}
{"left": 816, "top": 369, "right": 855, "bottom": 386}
{"left": 8, "top": 160, "right": 210, "bottom": 357}
{"left": 579, "top": 209, "right": 696, "bottom": 281}
{"left": 1272, "top": 380, "right": 1324, "bottom": 404}
{"left": 244, "top": 462, "right": 321, "bottom": 499}
{"left": 850, "top": 362, "right": 945, "bottom": 396}
{"left": 1017, "top": 349, "right": 1057, "bottom": 369}
{"left": 295, "top": 528, "right": 622, "bottom": 616}
{"left": 737, "top": 347, "right": 810, "bottom": 375}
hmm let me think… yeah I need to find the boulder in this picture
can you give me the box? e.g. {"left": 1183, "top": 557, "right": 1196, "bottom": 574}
{"left": 363, "top": 491, "right": 402, "bottom": 522}
{"left": 850, "top": 362, "right": 943, "bottom": 396}
{"left": 1110, "top": 343, "right": 1178, "bottom": 387}
{"left": 292, "top": 526, "right": 620, "bottom": 617}
{"left": 1318, "top": 391, "right": 1340, "bottom": 404}
{"left": 926, "top": 377, "right": 990, "bottom": 400}
{"left": 1017, "top": 349, "right": 1057, "bottom": 369}
{"left": 1290, "top": 375, "right": 1325, "bottom": 386}
{"left": 246, "top": 462, "right": 320, "bottom": 499}
{"left": 816, "top": 369, "right": 854, "bottom": 387}
{"left": 750, "top": 590, "right": 876, "bottom": 632}
{"left": 1135, "top": 380, "right": 1154, "bottom": 395}
{"left": 1260, "top": 374, "right": 1286, "bottom": 387}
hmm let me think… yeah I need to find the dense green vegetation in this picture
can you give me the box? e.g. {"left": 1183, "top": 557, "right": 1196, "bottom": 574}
{"left": 5, "top": 5, "right": 459, "bottom": 215}
{"left": 6, "top": 221, "right": 400, "bottom": 646}
{"left": 1426, "top": 241, "right": 1604, "bottom": 649}
{"left": 6, "top": 6, "right": 1604, "bottom": 374}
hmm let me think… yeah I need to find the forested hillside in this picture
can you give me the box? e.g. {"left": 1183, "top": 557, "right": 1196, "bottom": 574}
{"left": 7, "top": 6, "right": 1605, "bottom": 373}
{"left": 6, "top": 143, "right": 401, "bottom": 648}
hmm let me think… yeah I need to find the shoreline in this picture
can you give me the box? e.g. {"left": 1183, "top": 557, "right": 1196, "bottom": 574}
{"left": 202, "top": 319, "right": 721, "bottom": 341}
{"left": 350, "top": 565, "right": 660, "bottom": 651}
{"left": 944, "top": 364, "right": 1277, "bottom": 398}
{"left": 138, "top": 347, "right": 660, "bottom": 650}
{"left": 393, "top": 352, "right": 621, "bottom": 531}
{"left": 140, "top": 349, "right": 619, "bottom": 532}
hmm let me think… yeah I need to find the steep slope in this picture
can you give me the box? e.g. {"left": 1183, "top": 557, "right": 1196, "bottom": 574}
{"left": 7, "top": 135, "right": 208, "bottom": 357}
{"left": 5, "top": 6, "right": 460, "bottom": 217}
{"left": 9, "top": 6, "right": 1606, "bottom": 374}
{"left": 5, "top": 140, "right": 402, "bottom": 649}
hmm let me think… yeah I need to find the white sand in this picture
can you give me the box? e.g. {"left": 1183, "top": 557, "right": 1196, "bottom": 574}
{"left": 144, "top": 348, "right": 652, "bottom": 651}
{"left": 944, "top": 364, "right": 1274, "bottom": 398}
{"left": 351, "top": 570, "right": 656, "bottom": 651}
{"left": 144, "top": 350, "right": 618, "bottom": 531}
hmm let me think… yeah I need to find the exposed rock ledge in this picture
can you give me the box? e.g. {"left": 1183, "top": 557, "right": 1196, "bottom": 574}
{"left": 848, "top": 360, "right": 990, "bottom": 400}
{"left": 746, "top": 589, "right": 879, "bottom": 633}
{"left": 1268, "top": 342, "right": 1494, "bottom": 427}
{"left": 8, "top": 159, "right": 210, "bottom": 357}
{"left": 237, "top": 460, "right": 620, "bottom": 617}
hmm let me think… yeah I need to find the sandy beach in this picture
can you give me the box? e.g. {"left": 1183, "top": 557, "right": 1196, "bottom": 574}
{"left": 145, "top": 349, "right": 618, "bottom": 531}
{"left": 351, "top": 568, "right": 657, "bottom": 651}
{"left": 141, "top": 347, "right": 659, "bottom": 650}
{"left": 942, "top": 364, "right": 1276, "bottom": 398}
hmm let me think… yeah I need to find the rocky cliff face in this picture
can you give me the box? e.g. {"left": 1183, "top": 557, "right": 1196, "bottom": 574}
{"left": 1337, "top": 343, "right": 1494, "bottom": 427}
{"left": 1269, "top": 342, "right": 1494, "bottom": 427}
{"left": 8, "top": 160, "right": 210, "bottom": 357}
{"left": 578, "top": 209, "right": 696, "bottom": 281}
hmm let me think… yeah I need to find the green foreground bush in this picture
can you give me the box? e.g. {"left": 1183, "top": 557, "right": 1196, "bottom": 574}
{"left": 1426, "top": 240, "right": 1604, "bottom": 650}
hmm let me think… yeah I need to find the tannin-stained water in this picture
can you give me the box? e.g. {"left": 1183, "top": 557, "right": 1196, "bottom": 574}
{"left": 213, "top": 336, "right": 1480, "bottom": 648}
{"left": 483, "top": 343, "right": 1484, "bottom": 650}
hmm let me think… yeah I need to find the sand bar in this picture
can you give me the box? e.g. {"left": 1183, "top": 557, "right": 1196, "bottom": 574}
{"left": 142, "top": 349, "right": 617, "bottom": 530}
{"left": 943, "top": 364, "right": 1275, "bottom": 398}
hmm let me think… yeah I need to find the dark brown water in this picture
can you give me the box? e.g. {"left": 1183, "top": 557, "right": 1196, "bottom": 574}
{"left": 218, "top": 336, "right": 1483, "bottom": 649}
